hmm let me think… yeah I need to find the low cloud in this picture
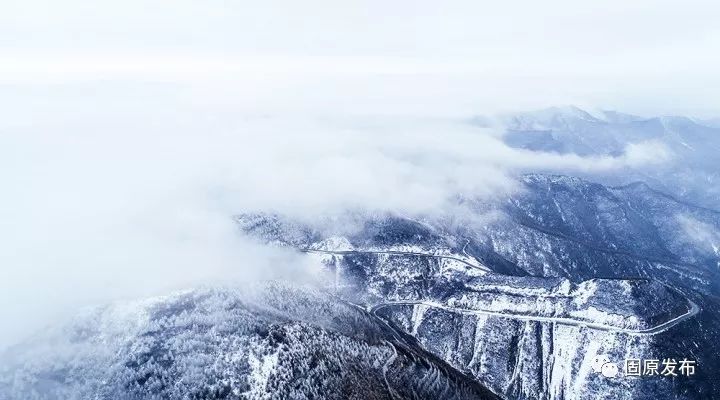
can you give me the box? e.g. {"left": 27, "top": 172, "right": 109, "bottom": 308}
{"left": 0, "top": 81, "right": 673, "bottom": 349}
{"left": 677, "top": 214, "right": 720, "bottom": 255}
{"left": 622, "top": 140, "right": 674, "bottom": 167}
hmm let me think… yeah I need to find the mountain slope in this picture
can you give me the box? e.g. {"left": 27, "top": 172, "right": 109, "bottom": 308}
{"left": 234, "top": 179, "right": 719, "bottom": 399}
{"left": 496, "top": 106, "right": 720, "bottom": 210}
{"left": 0, "top": 282, "right": 499, "bottom": 400}
{"left": 469, "top": 174, "right": 720, "bottom": 294}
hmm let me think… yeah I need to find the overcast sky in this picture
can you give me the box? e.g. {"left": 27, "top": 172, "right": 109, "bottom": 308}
{"left": 2, "top": 0, "right": 719, "bottom": 115}
{"left": 0, "top": 1, "right": 716, "bottom": 348}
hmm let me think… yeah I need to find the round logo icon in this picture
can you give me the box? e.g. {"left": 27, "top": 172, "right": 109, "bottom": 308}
{"left": 592, "top": 355, "right": 610, "bottom": 373}
{"left": 601, "top": 362, "right": 619, "bottom": 378}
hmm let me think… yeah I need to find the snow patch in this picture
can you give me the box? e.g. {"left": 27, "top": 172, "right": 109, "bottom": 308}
{"left": 246, "top": 350, "right": 280, "bottom": 397}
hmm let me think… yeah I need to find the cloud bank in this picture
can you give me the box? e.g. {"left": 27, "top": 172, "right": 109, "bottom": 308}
{"left": 0, "top": 80, "right": 678, "bottom": 349}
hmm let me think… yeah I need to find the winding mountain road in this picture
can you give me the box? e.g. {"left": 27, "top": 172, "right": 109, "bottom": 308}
{"left": 303, "top": 247, "right": 699, "bottom": 335}
{"left": 302, "top": 248, "right": 492, "bottom": 273}
{"left": 370, "top": 298, "right": 700, "bottom": 336}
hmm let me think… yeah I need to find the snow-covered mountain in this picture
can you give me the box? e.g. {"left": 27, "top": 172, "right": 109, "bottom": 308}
{"left": 233, "top": 172, "right": 720, "bottom": 399}
{"left": 500, "top": 106, "right": 718, "bottom": 158}
{"left": 479, "top": 174, "right": 720, "bottom": 294}
{"left": 3, "top": 107, "right": 719, "bottom": 400}
{"left": 495, "top": 106, "right": 720, "bottom": 210}
{"left": 0, "top": 282, "right": 498, "bottom": 400}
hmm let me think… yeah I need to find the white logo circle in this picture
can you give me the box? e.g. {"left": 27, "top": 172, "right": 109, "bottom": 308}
{"left": 592, "top": 355, "right": 610, "bottom": 373}
{"left": 601, "top": 362, "right": 619, "bottom": 378}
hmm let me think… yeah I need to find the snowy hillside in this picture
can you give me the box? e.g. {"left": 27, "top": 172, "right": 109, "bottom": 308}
{"left": 0, "top": 282, "right": 498, "bottom": 400}
{"left": 233, "top": 174, "right": 720, "bottom": 399}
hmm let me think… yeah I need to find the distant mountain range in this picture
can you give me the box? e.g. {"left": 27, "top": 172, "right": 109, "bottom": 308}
{"left": 489, "top": 106, "right": 720, "bottom": 211}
